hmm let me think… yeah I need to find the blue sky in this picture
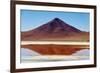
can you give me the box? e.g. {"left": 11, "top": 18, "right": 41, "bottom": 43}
{"left": 21, "top": 10, "right": 90, "bottom": 32}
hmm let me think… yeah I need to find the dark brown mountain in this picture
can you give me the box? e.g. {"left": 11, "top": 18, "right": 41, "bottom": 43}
{"left": 21, "top": 18, "right": 89, "bottom": 41}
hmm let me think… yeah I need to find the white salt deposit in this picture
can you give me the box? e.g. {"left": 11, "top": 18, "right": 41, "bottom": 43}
{"left": 72, "top": 49, "right": 89, "bottom": 56}
{"left": 21, "top": 48, "right": 40, "bottom": 56}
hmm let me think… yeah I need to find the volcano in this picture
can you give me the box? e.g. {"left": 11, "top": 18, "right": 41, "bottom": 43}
{"left": 21, "top": 18, "right": 89, "bottom": 41}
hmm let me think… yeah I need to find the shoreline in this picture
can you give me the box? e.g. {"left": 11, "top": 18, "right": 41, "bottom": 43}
{"left": 21, "top": 41, "right": 89, "bottom": 45}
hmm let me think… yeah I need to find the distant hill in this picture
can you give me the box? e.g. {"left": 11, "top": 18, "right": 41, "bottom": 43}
{"left": 21, "top": 18, "right": 89, "bottom": 41}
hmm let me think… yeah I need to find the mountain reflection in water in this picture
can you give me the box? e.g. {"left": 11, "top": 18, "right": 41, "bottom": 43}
{"left": 21, "top": 47, "right": 90, "bottom": 63}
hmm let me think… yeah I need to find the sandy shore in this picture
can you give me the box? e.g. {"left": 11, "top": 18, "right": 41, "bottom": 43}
{"left": 21, "top": 41, "right": 89, "bottom": 45}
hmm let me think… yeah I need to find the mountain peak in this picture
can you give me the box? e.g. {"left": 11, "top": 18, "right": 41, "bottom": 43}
{"left": 47, "top": 18, "right": 66, "bottom": 28}
{"left": 53, "top": 18, "right": 61, "bottom": 21}
{"left": 43, "top": 18, "right": 82, "bottom": 33}
{"left": 51, "top": 18, "right": 65, "bottom": 23}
